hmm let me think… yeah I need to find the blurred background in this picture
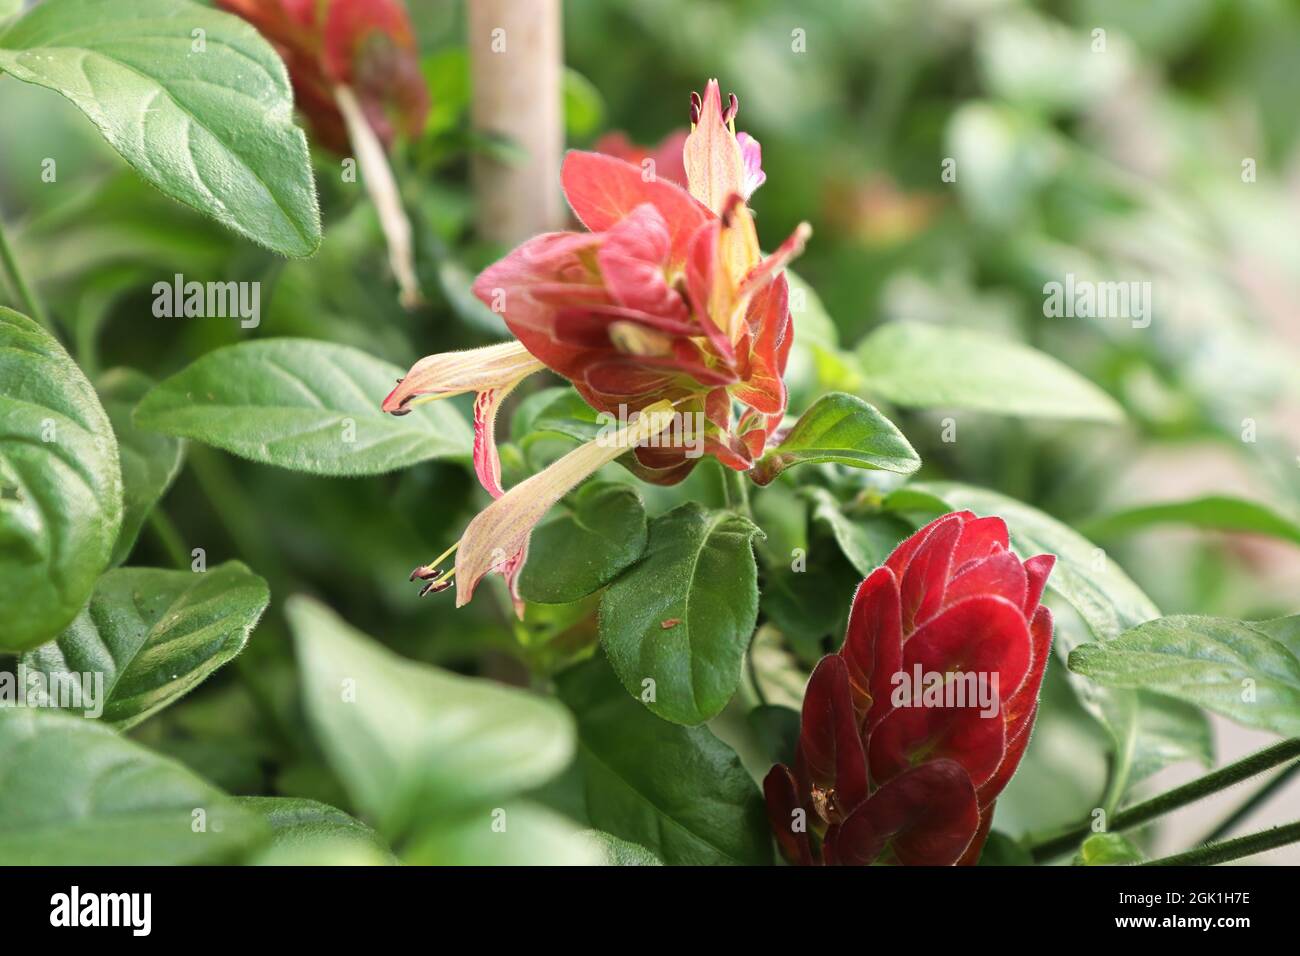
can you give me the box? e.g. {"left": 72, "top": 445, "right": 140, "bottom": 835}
{"left": 2, "top": 0, "right": 1298, "bottom": 860}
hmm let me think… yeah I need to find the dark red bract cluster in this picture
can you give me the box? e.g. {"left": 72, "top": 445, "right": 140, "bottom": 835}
{"left": 219, "top": 0, "right": 428, "bottom": 152}
{"left": 765, "top": 510, "right": 1055, "bottom": 865}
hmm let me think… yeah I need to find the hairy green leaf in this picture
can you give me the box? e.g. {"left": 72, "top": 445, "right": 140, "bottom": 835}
{"left": 99, "top": 367, "right": 184, "bottom": 566}
{"left": 239, "top": 796, "right": 397, "bottom": 866}
{"left": 1070, "top": 615, "right": 1300, "bottom": 737}
{"left": 134, "top": 339, "right": 470, "bottom": 475}
{"left": 0, "top": 308, "right": 122, "bottom": 651}
{"left": 804, "top": 486, "right": 911, "bottom": 576}
{"left": 583, "top": 829, "right": 664, "bottom": 866}
{"left": 519, "top": 482, "right": 648, "bottom": 604}
{"left": 557, "top": 658, "right": 772, "bottom": 865}
{"left": 0, "top": 708, "right": 266, "bottom": 864}
{"left": 21, "top": 561, "right": 269, "bottom": 729}
{"left": 752, "top": 391, "right": 920, "bottom": 485}
{"left": 0, "top": 0, "right": 320, "bottom": 256}
{"left": 858, "top": 322, "right": 1124, "bottom": 422}
{"left": 1081, "top": 495, "right": 1300, "bottom": 548}
{"left": 600, "top": 503, "right": 761, "bottom": 725}
{"left": 1074, "top": 832, "right": 1145, "bottom": 866}
{"left": 288, "top": 596, "right": 575, "bottom": 836}
{"left": 403, "top": 801, "right": 599, "bottom": 866}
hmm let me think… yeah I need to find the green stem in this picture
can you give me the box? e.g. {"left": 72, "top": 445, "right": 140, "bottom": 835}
{"left": 1100, "top": 703, "right": 1138, "bottom": 819}
{"left": 1143, "top": 821, "right": 1300, "bottom": 867}
{"left": 188, "top": 446, "right": 287, "bottom": 584}
{"left": 1030, "top": 738, "right": 1300, "bottom": 862}
{"left": 722, "top": 467, "right": 751, "bottom": 517}
{"left": 1198, "top": 759, "right": 1300, "bottom": 845}
{"left": 0, "top": 212, "right": 52, "bottom": 333}
{"left": 148, "top": 508, "right": 190, "bottom": 570}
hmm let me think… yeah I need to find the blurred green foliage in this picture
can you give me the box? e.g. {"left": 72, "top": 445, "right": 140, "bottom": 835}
{"left": 3, "top": 0, "right": 1299, "bottom": 855}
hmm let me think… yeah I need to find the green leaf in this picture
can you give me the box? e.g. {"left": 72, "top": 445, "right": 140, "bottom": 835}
{"left": 21, "top": 561, "right": 269, "bottom": 729}
{"left": 287, "top": 596, "right": 576, "bottom": 836}
{"left": 0, "top": 708, "right": 266, "bottom": 864}
{"left": 747, "top": 703, "right": 801, "bottom": 768}
{"left": 752, "top": 392, "right": 920, "bottom": 485}
{"left": 784, "top": 269, "right": 862, "bottom": 400}
{"left": 599, "top": 503, "right": 761, "bottom": 725}
{"left": 134, "top": 339, "right": 470, "bottom": 476}
{"left": 583, "top": 829, "right": 664, "bottom": 866}
{"left": 0, "top": 0, "right": 320, "bottom": 256}
{"left": 977, "top": 831, "right": 1034, "bottom": 866}
{"left": 518, "top": 482, "right": 648, "bottom": 604}
{"left": 892, "top": 482, "right": 1210, "bottom": 786}
{"left": 563, "top": 67, "right": 605, "bottom": 137}
{"left": 897, "top": 482, "right": 1158, "bottom": 641}
{"left": 239, "top": 797, "right": 397, "bottom": 866}
{"left": 99, "top": 367, "right": 184, "bottom": 566}
{"left": 530, "top": 388, "right": 604, "bottom": 443}
{"left": 404, "top": 801, "right": 600, "bottom": 865}
{"left": 0, "top": 308, "right": 123, "bottom": 651}
{"left": 1080, "top": 495, "right": 1300, "bottom": 548}
{"left": 1074, "top": 832, "right": 1145, "bottom": 866}
{"left": 749, "top": 625, "right": 811, "bottom": 710}
{"left": 760, "top": 541, "right": 858, "bottom": 658}
{"left": 557, "top": 658, "right": 773, "bottom": 865}
{"left": 804, "top": 486, "right": 911, "bottom": 576}
{"left": 857, "top": 322, "right": 1124, "bottom": 422}
{"left": 1111, "top": 692, "right": 1214, "bottom": 783}
{"left": 1069, "top": 615, "right": 1300, "bottom": 737}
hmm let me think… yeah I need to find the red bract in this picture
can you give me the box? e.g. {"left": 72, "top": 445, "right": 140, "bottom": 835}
{"left": 382, "top": 79, "right": 810, "bottom": 616}
{"left": 765, "top": 511, "right": 1055, "bottom": 866}
{"left": 218, "top": 0, "right": 428, "bottom": 152}
{"left": 469, "top": 81, "right": 809, "bottom": 484}
{"left": 593, "top": 130, "right": 689, "bottom": 190}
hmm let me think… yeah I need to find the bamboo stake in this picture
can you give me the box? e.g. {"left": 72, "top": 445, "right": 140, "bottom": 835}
{"left": 468, "top": 0, "right": 565, "bottom": 244}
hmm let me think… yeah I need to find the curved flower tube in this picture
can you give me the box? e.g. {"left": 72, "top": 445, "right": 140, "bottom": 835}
{"left": 384, "top": 78, "right": 810, "bottom": 615}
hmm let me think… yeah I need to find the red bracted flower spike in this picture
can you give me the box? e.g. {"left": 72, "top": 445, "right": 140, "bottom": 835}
{"left": 470, "top": 81, "right": 811, "bottom": 485}
{"left": 219, "top": 0, "right": 428, "bottom": 153}
{"left": 764, "top": 510, "right": 1055, "bottom": 866}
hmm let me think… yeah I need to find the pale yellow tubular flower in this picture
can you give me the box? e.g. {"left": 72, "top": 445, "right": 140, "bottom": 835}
{"left": 453, "top": 401, "right": 677, "bottom": 607}
{"left": 382, "top": 340, "right": 545, "bottom": 414}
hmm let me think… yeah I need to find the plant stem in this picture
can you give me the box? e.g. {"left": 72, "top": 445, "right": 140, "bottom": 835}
{"left": 187, "top": 446, "right": 287, "bottom": 584}
{"left": 0, "top": 212, "right": 52, "bottom": 332}
{"left": 1198, "top": 759, "right": 1300, "bottom": 845}
{"left": 335, "top": 84, "right": 422, "bottom": 309}
{"left": 148, "top": 508, "right": 190, "bottom": 570}
{"left": 1143, "top": 820, "right": 1300, "bottom": 866}
{"left": 1029, "top": 738, "right": 1300, "bottom": 862}
{"left": 722, "top": 467, "right": 752, "bottom": 517}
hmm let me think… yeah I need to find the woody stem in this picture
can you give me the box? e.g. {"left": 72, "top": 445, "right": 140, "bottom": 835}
{"left": 1028, "top": 738, "right": 1300, "bottom": 862}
